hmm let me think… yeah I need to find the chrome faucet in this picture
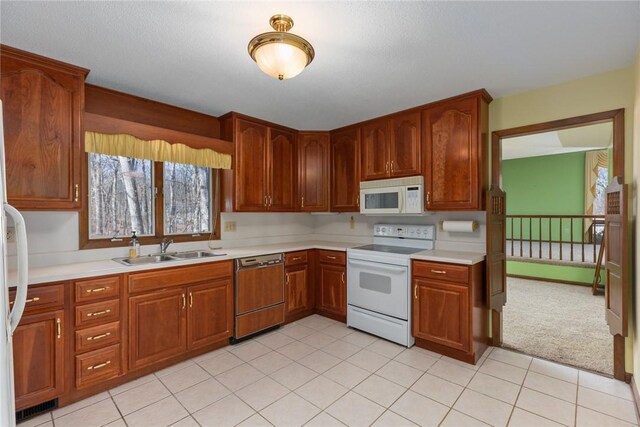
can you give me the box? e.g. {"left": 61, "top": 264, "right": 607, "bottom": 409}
{"left": 160, "top": 238, "right": 174, "bottom": 254}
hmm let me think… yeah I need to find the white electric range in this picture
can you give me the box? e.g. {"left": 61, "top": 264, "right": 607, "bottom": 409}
{"left": 347, "top": 224, "right": 435, "bottom": 347}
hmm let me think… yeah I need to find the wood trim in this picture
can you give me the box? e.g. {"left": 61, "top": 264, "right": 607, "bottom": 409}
{"left": 218, "top": 111, "right": 298, "bottom": 134}
{"left": 491, "top": 310, "right": 502, "bottom": 346}
{"left": 85, "top": 84, "right": 220, "bottom": 138}
{"left": 506, "top": 274, "right": 593, "bottom": 288}
{"left": 1, "top": 44, "right": 90, "bottom": 76}
{"left": 331, "top": 88, "right": 492, "bottom": 133}
{"left": 83, "top": 113, "right": 233, "bottom": 155}
{"left": 614, "top": 333, "right": 625, "bottom": 381}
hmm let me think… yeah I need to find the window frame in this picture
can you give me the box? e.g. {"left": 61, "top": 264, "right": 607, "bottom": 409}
{"left": 80, "top": 153, "right": 221, "bottom": 249}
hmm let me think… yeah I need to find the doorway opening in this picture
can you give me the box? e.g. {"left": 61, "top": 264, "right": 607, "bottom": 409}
{"left": 488, "top": 109, "right": 627, "bottom": 379}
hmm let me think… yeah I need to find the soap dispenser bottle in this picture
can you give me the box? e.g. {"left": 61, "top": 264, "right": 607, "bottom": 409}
{"left": 129, "top": 231, "right": 140, "bottom": 258}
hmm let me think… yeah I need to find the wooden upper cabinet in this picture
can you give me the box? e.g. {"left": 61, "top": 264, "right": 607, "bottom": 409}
{"left": 422, "top": 91, "right": 490, "bottom": 211}
{"left": 234, "top": 118, "right": 268, "bottom": 211}
{"left": 0, "top": 45, "right": 88, "bottom": 210}
{"left": 389, "top": 111, "right": 421, "bottom": 177}
{"left": 269, "top": 128, "right": 296, "bottom": 211}
{"left": 297, "top": 132, "right": 329, "bottom": 212}
{"left": 360, "top": 112, "right": 420, "bottom": 181}
{"left": 361, "top": 120, "right": 389, "bottom": 181}
{"left": 330, "top": 128, "right": 360, "bottom": 212}
{"left": 221, "top": 113, "right": 297, "bottom": 212}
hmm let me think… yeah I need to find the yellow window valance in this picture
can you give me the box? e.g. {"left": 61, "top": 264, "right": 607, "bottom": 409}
{"left": 85, "top": 131, "right": 232, "bottom": 170}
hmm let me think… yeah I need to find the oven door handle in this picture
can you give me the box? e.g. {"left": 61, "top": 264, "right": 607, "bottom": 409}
{"left": 348, "top": 259, "right": 407, "bottom": 274}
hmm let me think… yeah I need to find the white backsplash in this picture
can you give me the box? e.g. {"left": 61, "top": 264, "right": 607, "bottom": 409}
{"left": 7, "top": 210, "right": 486, "bottom": 268}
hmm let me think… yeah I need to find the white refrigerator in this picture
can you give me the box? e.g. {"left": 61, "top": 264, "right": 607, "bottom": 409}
{"left": 0, "top": 99, "right": 29, "bottom": 427}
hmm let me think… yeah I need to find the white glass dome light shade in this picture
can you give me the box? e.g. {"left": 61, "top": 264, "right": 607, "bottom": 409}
{"left": 253, "top": 40, "right": 309, "bottom": 80}
{"left": 248, "top": 15, "right": 315, "bottom": 80}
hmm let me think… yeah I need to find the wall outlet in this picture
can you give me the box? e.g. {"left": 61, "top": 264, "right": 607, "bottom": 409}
{"left": 6, "top": 226, "right": 16, "bottom": 243}
{"left": 224, "top": 221, "right": 237, "bottom": 232}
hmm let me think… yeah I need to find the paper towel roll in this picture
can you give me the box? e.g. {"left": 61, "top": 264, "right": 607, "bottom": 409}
{"left": 442, "top": 220, "right": 478, "bottom": 233}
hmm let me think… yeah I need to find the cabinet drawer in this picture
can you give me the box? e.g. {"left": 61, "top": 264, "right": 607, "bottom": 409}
{"left": 75, "top": 276, "right": 121, "bottom": 303}
{"left": 318, "top": 250, "right": 346, "bottom": 265}
{"left": 75, "top": 299, "right": 120, "bottom": 328}
{"left": 75, "top": 321, "right": 121, "bottom": 353}
{"left": 75, "top": 344, "right": 121, "bottom": 389}
{"left": 412, "top": 261, "right": 469, "bottom": 284}
{"left": 9, "top": 283, "right": 65, "bottom": 314}
{"left": 129, "top": 260, "right": 233, "bottom": 294}
{"left": 285, "top": 251, "right": 308, "bottom": 266}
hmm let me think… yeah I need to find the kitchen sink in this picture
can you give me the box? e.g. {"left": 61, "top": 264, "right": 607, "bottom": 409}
{"left": 171, "top": 250, "right": 225, "bottom": 259}
{"left": 113, "top": 250, "right": 226, "bottom": 266}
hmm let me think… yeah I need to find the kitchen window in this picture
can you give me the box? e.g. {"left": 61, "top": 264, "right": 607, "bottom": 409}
{"left": 83, "top": 154, "right": 220, "bottom": 249}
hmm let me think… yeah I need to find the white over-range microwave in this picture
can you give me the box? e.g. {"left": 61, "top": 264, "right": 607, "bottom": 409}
{"left": 359, "top": 176, "right": 424, "bottom": 215}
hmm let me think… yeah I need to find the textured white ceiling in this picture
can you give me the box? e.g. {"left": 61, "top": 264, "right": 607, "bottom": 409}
{"left": 1, "top": 1, "right": 638, "bottom": 130}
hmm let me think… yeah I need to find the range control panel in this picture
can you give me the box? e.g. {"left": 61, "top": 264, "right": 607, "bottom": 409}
{"left": 373, "top": 224, "right": 435, "bottom": 240}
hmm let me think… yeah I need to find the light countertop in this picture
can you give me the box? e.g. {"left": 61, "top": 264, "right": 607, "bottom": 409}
{"left": 11, "top": 240, "right": 485, "bottom": 286}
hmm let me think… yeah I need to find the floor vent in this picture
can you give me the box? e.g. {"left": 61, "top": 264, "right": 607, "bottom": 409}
{"left": 15, "top": 399, "right": 58, "bottom": 422}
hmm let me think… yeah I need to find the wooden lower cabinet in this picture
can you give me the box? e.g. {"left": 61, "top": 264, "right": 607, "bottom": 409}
{"left": 413, "top": 279, "right": 470, "bottom": 352}
{"left": 316, "top": 251, "right": 347, "bottom": 320}
{"left": 187, "top": 280, "right": 233, "bottom": 349}
{"left": 128, "top": 288, "right": 187, "bottom": 370}
{"left": 285, "top": 264, "right": 310, "bottom": 319}
{"left": 12, "top": 310, "right": 65, "bottom": 411}
{"left": 412, "top": 260, "right": 487, "bottom": 364}
{"left": 128, "top": 261, "right": 234, "bottom": 371}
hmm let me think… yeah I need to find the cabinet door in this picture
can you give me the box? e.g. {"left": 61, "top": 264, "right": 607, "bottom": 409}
{"left": 285, "top": 264, "right": 310, "bottom": 319}
{"left": 187, "top": 279, "right": 233, "bottom": 349}
{"left": 389, "top": 111, "right": 421, "bottom": 177}
{"left": 269, "top": 128, "right": 296, "bottom": 211}
{"left": 330, "top": 128, "right": 361, "bottom": 212}
{"left": 318, "top": 263, "right": 346, "bottom": 316}
{"left": 1, "top": 49, "right": 85, "bottom": 210}
{"left": 412, "top": 278, "right": 470, "bottom": 352}
{"left": 422, "top": 97, "right": 479, "bottom": 210}
{"left": 13, "top": 310, "right": 65, "bottom": 410}
{"left": 298, "top": 133, "right": 329, "bottom": 212}
{"left": 129, "top": 288, "right": 187, "bottom": 370}
{"left": 235, "top": 118, "right": 268, "bottom": 211}
{"left": 361, "top": 120, "right": 389, "bottom": 181}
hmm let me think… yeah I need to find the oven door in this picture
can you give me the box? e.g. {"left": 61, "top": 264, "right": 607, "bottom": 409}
{"left": 360, "top": 186, "right": 404, "bottom": 214}
{"left": 347, "top": 258, "right": 408, "bottom": 320}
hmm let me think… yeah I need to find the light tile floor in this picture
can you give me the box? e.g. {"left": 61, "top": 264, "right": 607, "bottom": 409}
{"left": 19, "top": 315, "right": 639, "bottom": 427}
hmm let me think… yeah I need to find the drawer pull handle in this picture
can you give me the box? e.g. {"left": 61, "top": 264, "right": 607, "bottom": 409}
{"left": 11, "top": 296, "right": 41, "bottom": 306}
{"left": 87, "top": 309, "right": 111, "bottom": 317}
{"left": 182, "top": 293, "right": 186, "bottom": 310}
{"left": 341, "top": 272, "right": 345, "bottom": 284}
{"left": 56, "top": 318, "right": 62, "bottom": 339}
{"left": 189, "top": 292, "right": 193, "bottom": 308}
{"left": 87, "top": 332, "right": 111, "bottom": 341}
{"left": 414, "top": 285, "right": 418, "bottom": 299}
{"left": 87, "top": 361, "right": 111, "bottom": 371}
{"left": 430, "top": 270, "right": 447, "bottom": 274}
{"left": 292, "top": 256, "right": 302, "bottom": 261}
{"left": 86, "top": 287, "right": 107, "bottom": 293}
{"left": 74, "top": 184, "right": 79, "bottom": 202}
{"left": 326, "top": 256, "right": 337, "bottom": 260}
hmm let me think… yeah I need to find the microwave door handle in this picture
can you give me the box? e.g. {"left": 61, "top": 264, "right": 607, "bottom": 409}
{"left": 398, "top": 189, "right": 405, "bottom": 213}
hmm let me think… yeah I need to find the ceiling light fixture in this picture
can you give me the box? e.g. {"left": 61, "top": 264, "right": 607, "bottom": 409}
{"left": 248, "top": 14, "right": 315, "bottom": 81}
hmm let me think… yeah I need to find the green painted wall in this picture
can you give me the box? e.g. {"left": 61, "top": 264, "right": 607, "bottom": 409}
{"left": 503, "top": 151, "right": 585, "bottom": 215}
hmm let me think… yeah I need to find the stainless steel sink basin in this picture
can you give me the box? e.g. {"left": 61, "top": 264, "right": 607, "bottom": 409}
{"left": 114, "top": 254, "right": 177, "bottom": 266}
{"left": 113, "top": 250, "right": 226, "bottom": 266}
{"left": 171, "top": 250, "right": 226, "bottom": 259}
